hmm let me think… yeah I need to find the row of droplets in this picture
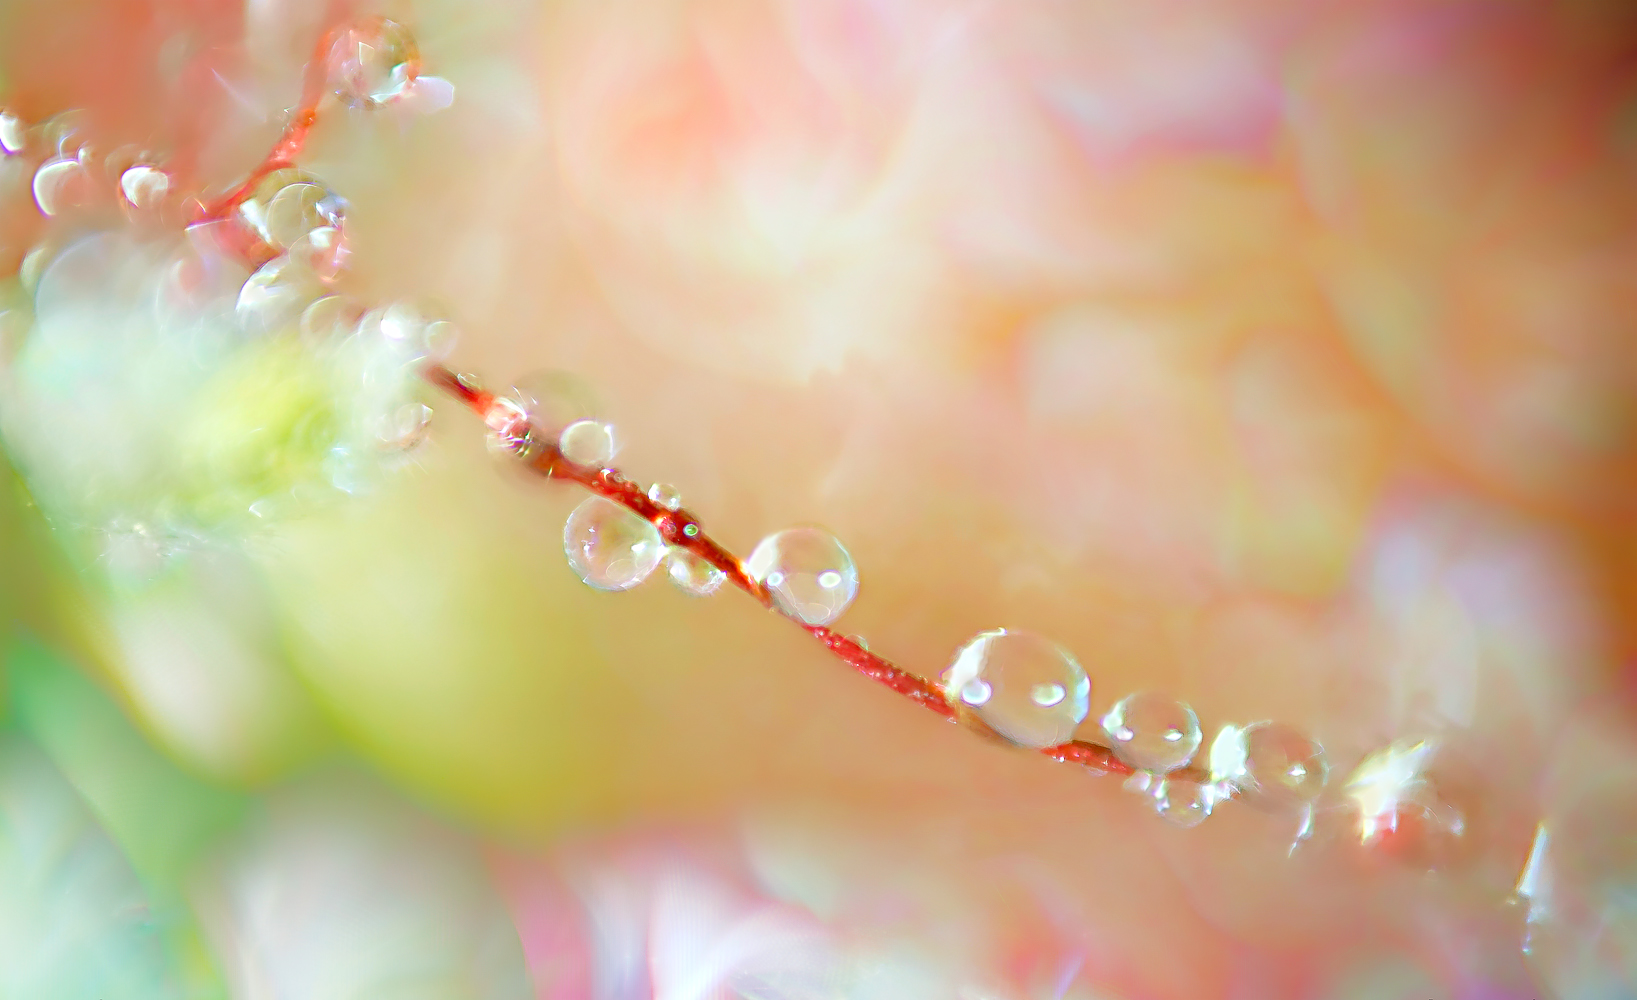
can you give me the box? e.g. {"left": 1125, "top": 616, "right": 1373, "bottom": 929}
{"left": 480, "top": 379, "right": 1458, "bottom": 840}
{"left": 8, "top": 15, "right": 1466, "bottom": 855}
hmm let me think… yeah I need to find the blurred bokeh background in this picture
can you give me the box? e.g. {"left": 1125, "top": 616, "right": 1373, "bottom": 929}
{"left": 1, "top": 0, "right": 1636, "bottom": 996}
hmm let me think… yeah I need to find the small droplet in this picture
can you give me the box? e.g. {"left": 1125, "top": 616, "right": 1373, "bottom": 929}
{"left": 237, "top": 256, "right": 326, "bottom": 333}
{"left": 1101, "top": 692, "right": 1202, "bottom": 773}
{"left": 327, "top": 17, "right": 421, "bottom": 108}
{"left": 32, "top": 158, "right": 90, "bottom": 216}
{"left": 745, "top": 526, "right": 859, "bottom": 626}
{"left": 483, "top": 396, "right": 534, "bottom": 457}
{"left": 648, "top": 483, "right": 683, "bottom": 510}
{"left": 666, "top": 547, "right": 725, "bottom": 596}
{"left": 1150, "top": 775, "right": 1217, "bottom": 829}
{"left": 564, "top": 496, "right": 665, "bottom": 591}
{"left": 558, "top": 419, "right": 617, "bottom": 466}
{"left": 1209, "top": 722, "right": 1328, "bottom": 810}
{"left": 236, "top": 169, "right": 334, "bottom": 247}
{"left": 118, "top": 165, "right": 170, "bottom": 209}
{"left": 287, "top": 225, "right": 350, "bottom": 283}
{"left": 0, "top": 110, "right": 25, "bottom": 154}
{"left": 941, "top": 629, "right": 1090, "bottom": 749}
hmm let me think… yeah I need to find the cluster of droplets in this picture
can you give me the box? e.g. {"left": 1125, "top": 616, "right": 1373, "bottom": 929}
{"left": 1, "top": 107, "right": 178, "bottom": 234}
{"left": 935, "top": 625, "right": 1469, "bottom": 848}
{"left": 0, "top": 16, "right": 457, "bottom": 553}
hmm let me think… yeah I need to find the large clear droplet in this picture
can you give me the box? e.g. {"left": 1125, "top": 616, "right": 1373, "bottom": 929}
{"left": 558, "top": 419, "right": 616, "bottom": 466}
{"left": 745, "top": 526, "right": 859, "bottom": 626}
{"left": 327, "top": 17, "right": 421, "bottom": 108}
{"left": 0, "top": 109, "right": 25, "bottom": 154}
{"left": 941, "top": 629, "right": 1090, "bottom": 749}
{"left": 1152, "top": 774, "right": 1216, "bottom": 829}
{"left": 1101, "top": 692, "right": 1202, "bottom": 773}
{"left": 32, "top": 157, "right": 90, "bottom": 216}
{"left": 237, "top": 256, "right": 325, "bottom": 333}
{"left": 667, "top": 547, "right": 726, "bottom": 596}
{"left": 1209, "top": 722, "right": 1328, "bottom": 809}
{"left": 375, "top": 302, "right": 456, "bottom": 362}
{"left": 237, "top": 169, "right": 344, "bottom": 250}
{"left": 564, "top": 496, "right": 665, "bottom": 591}
{"left": 266, "top": 182, "right": 335, "bottom": 248}
{"left": 118, "top": 165, "right": 171, "bottom": 209}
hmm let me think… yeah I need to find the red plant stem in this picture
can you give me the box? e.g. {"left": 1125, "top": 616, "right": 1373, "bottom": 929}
{"left": 193, "top": 21, "right": 348, "bottom": 222}
{"left": 192, "top": 22, "right": 1168, "bottom": 785}
{"left": 420, "top": 362, "right": 1223, "bottom": 790}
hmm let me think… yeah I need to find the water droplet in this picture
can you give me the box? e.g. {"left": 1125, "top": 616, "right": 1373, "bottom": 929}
{"left": 1209, "top": 722, "right": 1328, "bottom": 809}
{"left": 564, "top": 496, "right": 665, "bottom": 591}
{"left": 235, "top": 170, "right": 335, "bottom": 247}
{"left": 327, "top": 17, "right": 421, "bottom": 108}
{"left": 118, "top": 165, "right": 170, "bottom": 209}
{"left": 483, "top": 396, "right": 534, "bottom": 457}
{"left": 0, "top": 110, "right": 25, "bottom": 154}
{"left": 375, "top": 302, "right": 456, "bottom": 361}
{"left": 941, "top": 629, "right": 1090, "bottom": 749}
{"left": 1151, "top": 774, "right": 1217, "bottom": 829}
{"left": 264, "top": 182, "right": 340, "bottom": 248}
{"left": 375, "top": 401, "right": 431, "bottom": 451}
{"left": 32, "top": 157, "right": 90, "bottom": 216}
{"left": 666, "top": 547, "right": 725, "bottom": 596}
{"left": 1101, "top": 692, "right": 1202, "bottom": 773}
{"left": 647, "top": 483, "right": 683, "bottom": 510}
{"left": 745, "top": 526, "right": 859, "bottom": 626}
{"left": 287, "top": 225, "right": 350, "bottom": 283}
{"left": 558, "top": 419, "right": 616, "bottom": 466}
{"left": 237, "top": 256, "right": 326, "bottom": 333}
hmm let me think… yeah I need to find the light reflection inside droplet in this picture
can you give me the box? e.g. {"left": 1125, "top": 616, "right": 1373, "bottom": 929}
{"left": 817, "top": 570, "right": 842, "bottom": 589}
{"left": 960, "top": 679, "right": 993, "bottom": 706}
{"left": 1030, "top": 682, "right": 1065, "bottom": 707}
